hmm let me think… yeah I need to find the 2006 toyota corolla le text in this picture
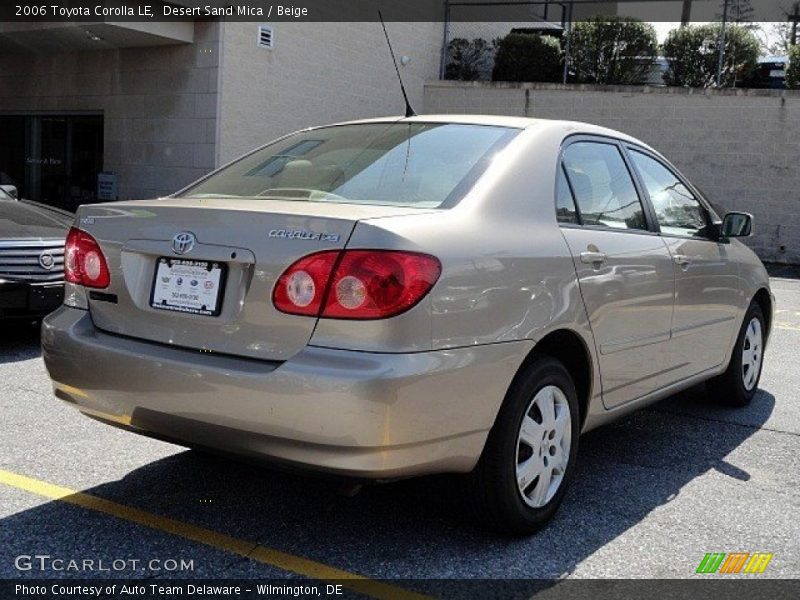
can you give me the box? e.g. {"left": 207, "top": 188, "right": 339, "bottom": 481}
{"left": 42, "top": 116, "right": 773, "bottom": 534}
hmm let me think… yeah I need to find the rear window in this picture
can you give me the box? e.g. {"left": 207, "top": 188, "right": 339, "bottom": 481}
{"left": 179, "top": 123, "right": 519, "bottom": 208}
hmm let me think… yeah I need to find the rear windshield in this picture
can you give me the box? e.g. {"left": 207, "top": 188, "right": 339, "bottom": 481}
{"left": 179, "top": 123, "right": 519, "bottom": 209}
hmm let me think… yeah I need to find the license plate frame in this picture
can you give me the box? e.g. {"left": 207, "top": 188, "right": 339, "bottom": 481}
{"left": 149, "top": 257, "right": 227, "bottom": 317}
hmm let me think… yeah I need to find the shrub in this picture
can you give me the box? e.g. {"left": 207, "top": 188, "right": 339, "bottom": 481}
{"left": 491, "top": 33, "right": 562, "bottom": 83}
{"left": 787, "top": 45, "right": 800, "bottom": 90}
{"left": 661, "top": 26, "right": 709, "bottom": 87}
{"left": 662, "top": 24, "right": 760, "bottom": 87}
{"left": 565, "top": 16, "right": 657, "bottom": 85}
{"left": 444, "top": 38, "right": 494, "bottom": 81}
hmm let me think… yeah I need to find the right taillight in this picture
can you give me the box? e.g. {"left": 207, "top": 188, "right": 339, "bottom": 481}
{"left": 64, "top": 227, "right": 111, "bottom": 289}
{"left": 273, "top": 250, "right": 441, "bottom": 320}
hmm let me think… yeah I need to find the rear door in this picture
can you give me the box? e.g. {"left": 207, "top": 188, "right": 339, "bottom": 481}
{"left": 558, "top": 138, "right": 677, "bottom": 409}
{"left": 625, "top": 147, "right": 740, "bottom": 377}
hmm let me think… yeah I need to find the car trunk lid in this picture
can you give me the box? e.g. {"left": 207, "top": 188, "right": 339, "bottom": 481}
{"left": 77, "top": 198, "right": 433, "bottom": 361}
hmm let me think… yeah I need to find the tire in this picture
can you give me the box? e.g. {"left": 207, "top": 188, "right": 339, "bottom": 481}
{"left": 709, "top": 302, "right": 765, "bottom": 407}
{"left": 467, "top": 355, "right": 580, "bottom": 535}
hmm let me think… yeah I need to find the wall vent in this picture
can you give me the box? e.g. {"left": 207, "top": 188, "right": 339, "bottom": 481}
{"left": 257, "top": 25, "right": 274, "bottom": 49}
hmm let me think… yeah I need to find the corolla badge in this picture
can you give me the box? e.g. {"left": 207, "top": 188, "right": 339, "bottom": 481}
{"left": 268, "top": 229, "right": 340, "bottom": 243}
{"left": 172, "top": 232, "right": 196, "bottom": 255}
{"left": 38, "top": 251, "right": 55, "bottom": 270}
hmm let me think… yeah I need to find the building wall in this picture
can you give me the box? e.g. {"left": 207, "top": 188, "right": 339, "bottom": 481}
{"left": 0, "top": 21, "right": 221, "bottom": 200}
{"left": 424, "top": 81, "right": 800, "bottom": 264}
{"left": 216, "top": 21, "right": 442, "bottom": 163}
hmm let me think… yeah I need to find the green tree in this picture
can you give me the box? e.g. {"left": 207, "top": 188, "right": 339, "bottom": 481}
{"left": 491, "top": 33, "right": 562, "bottom": 83}
{"left": 662, "top": 23, "right": 760, "bottom": 87}
{"left": 444, "top": 38, "right": 494, "bottom": 81}
{"left": 565, "top": 16, "right": 658, "bottom": 85}
{"left": 787, "top": 45, "right": 800, "bottom": 89}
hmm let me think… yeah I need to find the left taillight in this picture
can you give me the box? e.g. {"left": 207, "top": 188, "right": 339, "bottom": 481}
{"left": 64, "top": 227, "right": 110, "bottom": 289}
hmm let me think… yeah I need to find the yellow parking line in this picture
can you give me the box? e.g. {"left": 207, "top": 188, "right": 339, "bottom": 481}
{"left": 0, "top": 469, "right": 431, "bottom": 600}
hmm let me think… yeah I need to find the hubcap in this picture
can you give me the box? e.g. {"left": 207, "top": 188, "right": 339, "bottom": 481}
{"left": 741, "top": 317, "right": 763, "bottom": 392}
{"left": 515, "top": 385, "right": 572, "bottom": 508}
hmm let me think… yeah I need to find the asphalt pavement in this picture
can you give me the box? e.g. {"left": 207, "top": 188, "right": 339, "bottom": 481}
{"left": 1, "top": 276, "right": 799, "bottom": 588}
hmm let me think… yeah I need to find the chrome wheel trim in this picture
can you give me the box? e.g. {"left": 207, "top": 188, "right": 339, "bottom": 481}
{"left": 515, "top": 385, "right": 572, "bottom": 509}
{"left": 741, "top": 317, "right": 763, "bottom": 392}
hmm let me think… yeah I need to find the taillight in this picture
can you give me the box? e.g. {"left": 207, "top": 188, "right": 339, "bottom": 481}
{"left": 273, "top": 250, "right": 441, "bottom": 320}
{"left": 323, "top": 251, "right": 441, "bottom": 319}
{"left": 273, "top": 251, "right": 340, "bottom": 317}
{"left": 64, "top": 227, "right": 111, "bottom": 289}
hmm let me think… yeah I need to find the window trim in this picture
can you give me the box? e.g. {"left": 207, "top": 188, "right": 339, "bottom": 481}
{"left": 556, "top": 135, "right": 657, "bottom": 234}
{"left": 556, "top": 163, "right": 582, "bottom": 225}
{"left": 622, "top": 144, "right": 719, "bottom": 243}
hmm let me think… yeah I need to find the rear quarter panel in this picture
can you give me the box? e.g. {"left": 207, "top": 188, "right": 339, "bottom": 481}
{"left": 309, "top": 125, "right": 601, "bottom": 422}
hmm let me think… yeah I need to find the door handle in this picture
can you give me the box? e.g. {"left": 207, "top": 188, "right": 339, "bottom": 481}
{"left": 580, "top": 251, "right": 607, "bottom": 265}
{"left": 673, "top": 254, "right": 692, "bottom": 267}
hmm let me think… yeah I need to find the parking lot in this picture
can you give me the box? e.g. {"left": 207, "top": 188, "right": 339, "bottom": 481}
{"left": 1, "top": 275, "right": 799, "bottom": 590}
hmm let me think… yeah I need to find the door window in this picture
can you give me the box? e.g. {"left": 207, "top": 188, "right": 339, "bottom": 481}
{"left": 629, "top": 150, "right": 708, "bottom": 237}
{"left": 562, "top": 142, "right": 647, "bottom": 231}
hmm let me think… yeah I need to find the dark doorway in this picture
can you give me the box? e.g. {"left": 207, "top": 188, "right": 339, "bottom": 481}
{"left": 0, "top": 114, "right": 103, "bottom": 211}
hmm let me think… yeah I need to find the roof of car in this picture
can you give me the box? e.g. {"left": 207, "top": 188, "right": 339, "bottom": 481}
{"left": 333, "top": 114, "right": 655, "bottom": 151}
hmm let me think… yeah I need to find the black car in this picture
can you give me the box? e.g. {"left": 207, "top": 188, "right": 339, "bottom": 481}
{"left": 0, "top": 187, "right": 73, "bottom": 320}
{"left": 743, "top": 56, "right": 788, "bottom": 89}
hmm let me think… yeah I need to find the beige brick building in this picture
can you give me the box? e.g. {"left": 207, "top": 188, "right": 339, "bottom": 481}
{"left": 0, "top": 19, "right": 441, "bottom": 208}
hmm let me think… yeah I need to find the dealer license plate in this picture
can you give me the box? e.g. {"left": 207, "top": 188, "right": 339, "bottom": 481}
{"left": 150, "top": 257, "right": 226, "bottom": 316}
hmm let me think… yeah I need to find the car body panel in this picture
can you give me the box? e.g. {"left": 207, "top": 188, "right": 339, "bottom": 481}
{"left": 661, "top": 235, "right": 741, "bottom": 378}
{"left": 78, "top": 199, "right": 437, "bottom": 361}
{"left": 43, "top": 305, "right": 533, "bottom": 477}
{"left": 561, "top": 226, "right": 676, "bottom": 409}
{"left": 0, "top": 199, "right": 72, "bottom": 238}
{"left": 41, "top": 115, "right": 772, "bottom": 478}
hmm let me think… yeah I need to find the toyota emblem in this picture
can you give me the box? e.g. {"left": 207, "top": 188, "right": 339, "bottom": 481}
{"left": 172, "top": 232, "right": 196, "bottom": 255}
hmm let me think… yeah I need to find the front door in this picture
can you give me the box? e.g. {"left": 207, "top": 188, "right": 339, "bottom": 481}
{"left": 558, "top": 140, "right": 676, "bottom": 409}
{"left": 626, "top": 148, "right": 740, "bottom": 378}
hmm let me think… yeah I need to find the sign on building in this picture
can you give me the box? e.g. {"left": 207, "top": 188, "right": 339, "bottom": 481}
{"left": 97, "top": 172, "right": 117, "bottom": 201}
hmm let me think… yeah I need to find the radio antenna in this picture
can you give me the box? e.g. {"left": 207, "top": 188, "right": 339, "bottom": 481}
{"left": 378, "top": 11, "right": 416, "bottom": 118}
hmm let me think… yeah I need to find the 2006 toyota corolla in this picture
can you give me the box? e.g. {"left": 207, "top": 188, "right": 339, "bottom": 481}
{"left": 42, "top": 116, "right": 773, "bottom": 534}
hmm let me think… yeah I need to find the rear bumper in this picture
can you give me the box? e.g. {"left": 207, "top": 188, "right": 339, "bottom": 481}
{"left": 0, "top": 279, "right": 63, "bottom": 318}
{"left": 42, "top": 306, "right": 529, "bottom": 478}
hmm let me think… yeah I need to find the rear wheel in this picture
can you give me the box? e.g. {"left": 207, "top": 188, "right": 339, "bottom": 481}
{"left": 709, "top": 302, "right": 765, "bottom": 407}
{"left": 467, "top": 355, "right": 580, "bottom": 535}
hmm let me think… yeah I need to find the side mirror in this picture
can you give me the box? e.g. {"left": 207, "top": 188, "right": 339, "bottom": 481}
{"left": 0, "top": 184, "right": 18, "bottom": 199}
{"left": 721, "top": 212, "right": 752, "bottom": 238}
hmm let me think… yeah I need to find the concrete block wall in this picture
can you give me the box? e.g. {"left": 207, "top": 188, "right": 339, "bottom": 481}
{"left": 0, "top": 21, "right": 221, "bottom": 200}
{"left": 424, "top": 81, "right": 800, "bottom": 264}
{"left": 217, "top": 21, "right": 442, "bottom": 163}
